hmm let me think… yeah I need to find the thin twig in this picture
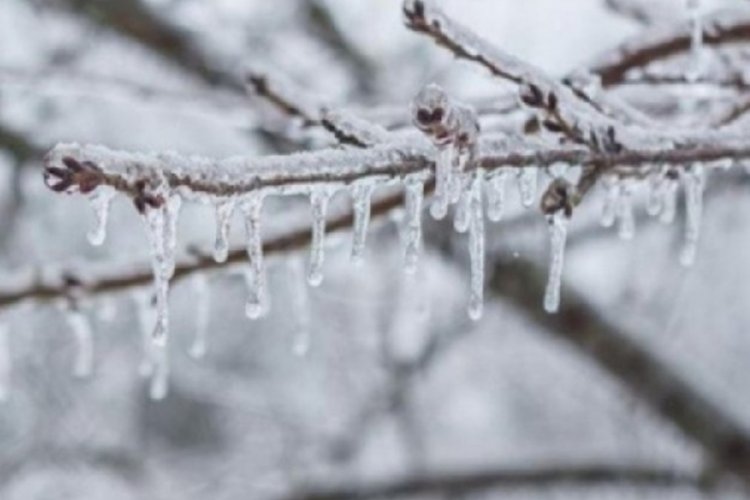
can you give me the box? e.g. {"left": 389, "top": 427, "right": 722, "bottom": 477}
{"left": 280, "top": 464, "right": 705, "bottom": 500}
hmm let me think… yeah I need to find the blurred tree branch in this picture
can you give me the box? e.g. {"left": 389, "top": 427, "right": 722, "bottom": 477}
{"left": 280, "top": 464, "right": 704, "bottom": 500}
{"left": 489, "top": 256, "right": 750, "bottom": 489}
{"left": 49, "top": 0, "right": 242, "bottom": 91}
{"left": 300, "top": 0, "right": 377, "bottom": 97}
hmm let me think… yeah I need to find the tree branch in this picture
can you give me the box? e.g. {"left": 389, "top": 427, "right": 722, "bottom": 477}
{"left": 52, "top": 0, "right": 241, "bottom": 91}
{"left": 0, "top": 122, "right": 43, "bottom": 163}
{"left": 41, "top": 140, "right": 750, "bottom": 211}
{"left": 590, "top": 10, "right": 750, "bottom": 87}
{"left": 488, "top": 257, "right": 750, "bottom": 488}
{"left": 280, "top": 464, "right": 704, "bottom": 500}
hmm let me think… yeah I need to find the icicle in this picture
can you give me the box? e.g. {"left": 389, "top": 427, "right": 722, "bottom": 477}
{"left": 189, "top": 274, "right": 210, "bottom": 359}
{"left": 149, "top": 344, "right": 169, "bottom": 400}
{"left": 241, "top": 194, "right": 268, "bottom": 319}
{"left": 163, "top": 194, "right": 182, "bottom": 279}
{"left": 308, "top": 188, "right": 332, "bottom": 287}
{"left": 486, "top": 169, "right": 508, "bottom": 223}
{"left": 142, "top": 192, "right": 180, "bottom": 347}
{"left": 453, "top": 175, "right": 471, "bottom": 234}
{"left": 213, "top": 199, "right": 236, "bottom": 263}
{"left": 544, "top": 211, "right": 569, "bottom": 314}
{"left": 517, "top": 168, "right": 537, "bottom": 208}
{"left": 467, "top": 172, "right": 485, "bottom": 321}
{"left": 686, "top": 0, "right": 705, "bottom": 81}
{"left": 0, "top": 322, "right": 10, "bottom": 402}
{"left": 430, "top": 148, "right": 453, "bottom": 219}
{"left": 134, "top": 291, "right": 156, "bottom": 377}
{"left": 646, "top": 172, "right": 664, "bottom": 217}
{"left": 86, "top": 186, "right": 115, "bottom": 247}
{"left": 403, "top": 176, "right": 424, "bottom": 275}
{"left": 97, "top": 297, "right": 118, "bottom": 323}
{"left": 660, "top": 177, "right": 679, "bottom": 225}
{"left": 600, "top": 176, "right": 619, "bottom": 228}
{"left": 290, "top": 257, "right": 311, "bottom": 357}
{"left": 350, "top": 182, "right": 374, "bottom": 265}
{"left": 67, "top": 310, "right": 93, "bottom": 378}
{"left": 616, "top": 182, "right": 635, "bottom": 241}
{"left": 680, "top": 163, "right": 706, "bottom": 267}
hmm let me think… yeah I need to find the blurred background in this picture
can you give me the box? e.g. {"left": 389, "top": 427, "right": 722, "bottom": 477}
{"left": 1, "top": 0, "right": 750, "bottom": 498}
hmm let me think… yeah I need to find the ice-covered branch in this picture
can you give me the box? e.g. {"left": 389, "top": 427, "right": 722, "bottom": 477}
{"left": 42, "top": 137, "right": 750, "bottom": 215}
{"left": 401, "top": 0, "right": 690, "bottom": 152}
{"left": 281, "top": 464, "right": 704, "bottom": 500}
{"left": 603, "top": 0, "right": 673, "bottom": 26}
{"left": 402, "top": 0, "right": 610, "bottom": 149}
{"left": 245, "top": 67, "right": 389, "bottom": 148}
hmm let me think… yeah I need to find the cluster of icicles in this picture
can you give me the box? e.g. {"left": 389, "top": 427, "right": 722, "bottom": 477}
{"left": 0, "top": 158, "right": 716, "bottom": 403}
{"left": 56, "top": 155, "right": 713, "bottom": 401}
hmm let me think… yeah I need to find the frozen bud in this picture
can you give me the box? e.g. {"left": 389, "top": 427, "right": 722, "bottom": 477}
{"left": 541, "top": 178, "right": 573, "bottom": 217}
{"left": 454, "top": 104, "right": 480, "bottom": 149}
{"left": 412, "top": 83, "right": 451, "bottom": 144}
